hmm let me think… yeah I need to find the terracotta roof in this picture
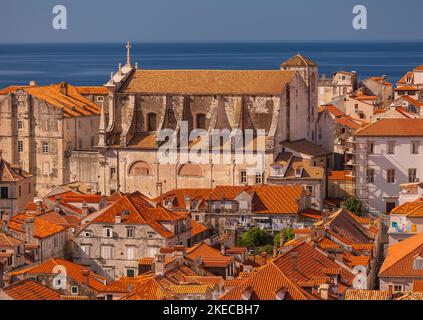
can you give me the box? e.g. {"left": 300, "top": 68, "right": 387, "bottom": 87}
{"left": 220, "top": 262, "right": 314, "bottom": 300}
{"left": 186, "top": 242, "right": 222, "bottom": 260}
{"left": 0, "top": 232, "right": 23, "bottom": 247}
{"left": 355, "top": 119, "right": 423, "bottom": 137}
{"left": 122, "top": 70, "right": 296, "bottom": 95}
{"left": 0, "top": 159, "right": 32, "bottom": 182}
{"left": 379, "top": 232, "right": 423, "bottom": 278}
{"left": 413, "top": 280, "right": 423, "bottom": 292}
{"left": 14, "top": 258, "right": 107, "bottom": 292}
{"left": 395, "top": 86, "right": 419, "bottom": 91}
{"left": 154, "top": 188, "right": 213, "bottom": 210}
{"left": 324, "top": 105, "right": 345, "bottom": 118}
{"left": 191, "top": 221, "right": 209, "bottom": 237}
{"left": 328, "top": 170, "right": 353, "bottom": 181}
{"left": 395, "top": 292, "right": 423, "bottom": 300}
{"left": 398, "top": 71, "right": 414, "bottom": 85}
{"left": 90, "top": 191, "right": 184, "bottom": 239}
{"left": 1, "top": 213, "right": 65, "bottom": 239}
{"left": 170, "top": 284, "right": 210, "bottom": 295}
{"left": 274, "top": 156, "right": 325, "bottom": 180}
{"left": 202, "top": 256, "right": 234, "bottom": 268}
{"left": 251, "top": 185, "right": 304, "bottom": 215}
{"left": 281, "top": 140, "right": 331, "bottom": 157}
{"left": 208, "top": 186, "right": 249, "bottom": 201}
{"left": 281, "top": 54, "right": 317, "bottom": 67}
{"left": 1, "top": 279, "right": 60, "bottom": 300}
{"left": 396, "top": 96, "right": 423, "bottom": 107}
{"left": 0, "top": 83, "right": 101, "bottom": 117}
{"left": 391, "top": 201, "right": 423, "bottom": 217}
{"left": 272, "top": 242, "right": 354, "bottom": 294}
{"left": 335, "top": 116, "right": 361, "bottom": 130}
{"left": 75, "top": 86, "right": 109, "bottom": 95}
{"left": 344, "top": 289, "right": 391, "bottom": 300}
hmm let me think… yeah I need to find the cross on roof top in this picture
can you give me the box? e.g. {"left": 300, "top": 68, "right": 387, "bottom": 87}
{"left": 126, "top": 41, "right": 132, "bottom": 67}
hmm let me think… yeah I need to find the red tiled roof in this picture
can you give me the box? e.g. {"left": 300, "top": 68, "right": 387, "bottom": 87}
{"left": 1, "top": 213, "right": 65, "bottom": 239}
{"left": 355, "top": 119, "right": 423, "bottom": 137}
{"left": 220, "top": 262, "right": 314, "bottom": 300}
{"left": 91, "top": 192, "right": 184, "bottom": 239}
{"left": 13, "top": 258, "right": 107, "bottom": 293}
{"left": 272, "top": 242, "right": 354, "bottom": 294}
{"left": 191, "top": 221, "right": 209, "bottom": 237}
{"left": 379, "top": 232, "right": 423, "bottom": 278}
{"left": 328, "top": 170, "right": 353, "bottom": 181}
{"left": 2, "top": 279, "right": 60, "bottom": 300}
{"left": 0, "top": 232, "right": 23, "bottom": 247}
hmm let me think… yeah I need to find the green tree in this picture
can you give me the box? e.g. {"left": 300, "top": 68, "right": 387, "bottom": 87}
{"left": 345, "top": 197, "right": 363, "bottom": 216}
{"left": 274, "top": 228, "right": 295, "bottom": 247}
{"left": 258, "top": 244, "right": 275, "bottom": 255}
{"left": 239, "top": 227, "right": 273, "bottom": 248}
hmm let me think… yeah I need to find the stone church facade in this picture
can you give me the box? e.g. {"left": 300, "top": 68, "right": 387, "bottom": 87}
{"left": 74, "top": 45, "right": 320, "bottom": 198}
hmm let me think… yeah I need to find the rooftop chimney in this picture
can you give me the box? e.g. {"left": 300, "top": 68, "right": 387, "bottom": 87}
{"left": 318, "top": 283, "right": 330, "bottom": 300}
{"left": 291, "top": 252, "right": 298, "bottom": 272}
{"left": 81, "top": 201, "right": 89, "bottom": 217}
{"left": 115, "top": 214, "right": 122, "bottom": 224}
{"left": 1, "top": 212, "right": 9, "bottom": 234}
{"left": 154, "top": 254, "right": 166, "bottom": 276}
{"left": 221, "top": 244, "right": 226, "bottom": 256}
{"left": 35, "top": 200, "right": 43, "bottom": 216}
{"left": 29, "top": 80, "right": 37, "bottom": 87}
{"left": 82, "top": 270, "right": 90, "bottom": 287}
{"left": 59, "top": 82, "right": 68, "bottom": 95}
{"left": 24, "top": 216, "right": 35, "bottom": 243}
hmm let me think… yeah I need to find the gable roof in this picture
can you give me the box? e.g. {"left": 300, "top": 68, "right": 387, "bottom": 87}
{"left": 272, "top": 242, "right": 354, "bottom": 294}
{"left": 281, "top": 54, "right": 317, "bottom": 67}
{"left": 379, "top": 232, "right": 423, "bottom": 278}
{"left": 220, "top": 262, "right": 313, "bottom": 300}
{"left": 1, "top": 279, "right": 60, "bottom": 300}
{"left": 391, "top": 201, "right": 423, "bottom": 217}
{"left": 89, "top": 191, "right": 185, "bottom": 239}
{"left": 0, "top": 83, "right": 101, "bottom": 117}
{"left": 122, "top": 70, "right": 296, "bottom": 95}
{"left": 0, "top": 158, "right": 32, "bottom": 182}
{"left": 11, "top": 258, "right": 107, "bottom": 293}
{"left": 355, "top": 119, "right": 423, "bottom": 137}
{"left": 0, "top": 232, "right": 24, "bottom": 247}
{"left": 1, "top": 213, "right": 65, "bottom": 239}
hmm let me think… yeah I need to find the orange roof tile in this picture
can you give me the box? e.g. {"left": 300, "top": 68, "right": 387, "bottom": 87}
{"left": 2, "top": 279, "right": 60, "bottom": 300}
{"left": 1, "top": 213, "right": 65, "bottom": 239}
{"left": 328, "top": 170, "right": 353, "bottom": 181}
{"left": 379, "top": 232, "right": 423, "bottom": 278}
{"left": 123, "top": 70, "right": 296, "bottom": 95}
{"left": 413, "top": 280, "right": 423, "bottom": 292}
{"left": 344, "top": 289, "right": 391, "bottom": 300}
{"left": 186, "top": 242, "right": 222, "bottom": 260}
{"left": 220, "top": 262, "right": 314, "bottom": 300}
{"left": 16, "top": 258, "right": 108, "bottom": 293}
{"left": 355, "top": 119, "right": 423, "bottom": 137}
{"left": 75, "top": 86, "right": 109, "bottom": 95}
{"left": 191, "top": 220, "right": 209, "bottom": 237}
{"left": 0, "top": 159, "right": 32, "bottom": 182}
{"left": 90, "top": 192, "right": 184, "bottom": 239}
{"left": 0, "top": 232, "right": 23, "bottom": 247}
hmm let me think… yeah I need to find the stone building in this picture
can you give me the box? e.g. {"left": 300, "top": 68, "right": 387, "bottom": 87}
{"left": 0, "top": 156, "right": 35, "bottom": 217}
{"left": 0, "top": 83, "right": 107, "bottom": 196}
{"left": 87, "top": 44, "right": 319, "bottom": 197}
{"left": 318, "top": 71, "right": 358, "bottom": 106}
{"left": 72, "top": 191, "right": 192, "bottom": 280}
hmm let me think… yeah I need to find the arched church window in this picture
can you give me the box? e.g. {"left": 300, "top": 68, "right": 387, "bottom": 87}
{"left": 128, "top": 161, "right": 153, "bottom": 176}
{"left": 147, "top": 112, "right": 157, "bottom": 131}
{"left": 196, "top": 113, "right": 206, "bottom": 130}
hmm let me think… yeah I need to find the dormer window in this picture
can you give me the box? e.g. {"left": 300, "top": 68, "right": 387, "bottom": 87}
{"left": 413, "top": 256, "right": 423, "bottom": 270}
{"left": 295, "top": 168, "right": 304, "bottom": 178}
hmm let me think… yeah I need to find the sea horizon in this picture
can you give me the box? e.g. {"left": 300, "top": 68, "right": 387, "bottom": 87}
{"left": 1, "top": 41, "right": 423, "bottom": 88}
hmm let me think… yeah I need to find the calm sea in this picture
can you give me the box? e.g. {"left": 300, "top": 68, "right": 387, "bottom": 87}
{"left": 0, "top": 42, "right": 423, "bottom": 88}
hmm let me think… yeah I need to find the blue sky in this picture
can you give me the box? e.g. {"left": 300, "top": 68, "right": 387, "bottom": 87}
{"left": 1, "top": 0, "right": 422, "bottom": 43}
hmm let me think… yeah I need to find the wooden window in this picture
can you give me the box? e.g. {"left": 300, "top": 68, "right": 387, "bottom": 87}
{"left": 367, "top": 168, "right": 375, "bottom": 183}
{"left": 408, "top": 168, "right": 417, "bottom": 183}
